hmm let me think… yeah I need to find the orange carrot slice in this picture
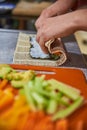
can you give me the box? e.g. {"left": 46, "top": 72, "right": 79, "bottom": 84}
{"left": 76, "top": 120, "right": 83, "bottom": 130}
{"left": 16, "top": 113, "right": 29, "bottom": 130}
{"left": 0, "top": 96, "right": 27, "bottom": 120}
{"left": 23, "top": 112, "right": 37, "bottom": 130}
{"left": 0, "top": 91, "right": 14, "bottom": 111}
{"left": 0, "top": 90, "right": 4, "bottom": 98}
{"left": 55, "top": 119, "right": 68, "bottom": 130}
{"left": 0, "top": 79, "right": 8, "bottom": 90}
{"left": 34, "top": 116, "right": 52, "bottom": 130}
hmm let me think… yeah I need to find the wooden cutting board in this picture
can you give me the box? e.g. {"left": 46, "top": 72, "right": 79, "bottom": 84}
{"left": 75, "top": 31, "right": 87, "bottom": 55}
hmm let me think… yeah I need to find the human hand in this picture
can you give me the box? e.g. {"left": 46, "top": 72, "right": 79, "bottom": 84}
{"left": 35, "top": 0, "right": 75, "bottom": 30}
{"left": 36, "top": 11, "right": 78, "bottom": 53}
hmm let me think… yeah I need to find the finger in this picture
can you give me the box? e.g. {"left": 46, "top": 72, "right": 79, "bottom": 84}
{"left": 35, "top": 18, "right": 43, "bottom": 30}
{"left": 39, "top": 37, "right": 49, "bottom": 54}
{"left": 36, "top": 31, "right": 40, "bottom": 43}
{"left": 35, "top": 19, "right": 40, "bottom": 30}
{"left": 36, "top": 30, "right": 49, "bottom": 54}
{"left": 35, "top": 22, "right": 40, "bottom": 30}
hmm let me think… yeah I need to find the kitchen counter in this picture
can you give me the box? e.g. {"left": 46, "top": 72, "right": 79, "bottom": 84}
{"left": 75, "top": 31, "right": 87, "bottom": 67}
{"left": 0, "top": 29, "right": 87, "bottom": 78}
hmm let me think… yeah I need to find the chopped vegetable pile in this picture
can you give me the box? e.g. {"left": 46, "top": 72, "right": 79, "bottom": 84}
{"left": 0, "top": 64, "right": 84, "bottom": 130}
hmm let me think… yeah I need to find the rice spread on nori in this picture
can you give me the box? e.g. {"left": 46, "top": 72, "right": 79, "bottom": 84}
{"left": 29, "top": 36, "right": 60, "bottom": 60}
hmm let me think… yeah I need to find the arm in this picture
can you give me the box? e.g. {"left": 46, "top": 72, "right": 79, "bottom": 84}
{"left": 77, "top": 9, "right": 87, "bottom": 31}
{"left": 35, "top": 0, "right": 77, "bottom": 30}
{"left": 40, "top": 0, "right": 76, "bottom": 17}
{"left": 36, "top": 8, "right": 87, "bottom": 53}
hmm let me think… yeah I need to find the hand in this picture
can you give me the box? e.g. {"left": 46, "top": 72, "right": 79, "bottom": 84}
{"left": 35, "top": 0, "right": 76, "bottom": 30}
{"left": 36, "top": 11, "right": 77, "bottom": 53}
{"left": 36, "top": 9, "right": 87, "bottom": 53}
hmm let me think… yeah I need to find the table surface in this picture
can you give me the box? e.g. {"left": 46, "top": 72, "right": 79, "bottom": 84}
{"left": 0, "top": 29, "right": 87, "bottom": 78}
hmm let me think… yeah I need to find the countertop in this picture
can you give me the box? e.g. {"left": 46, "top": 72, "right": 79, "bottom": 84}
{"left": 75, "top": 31, "right": 87, "bottom": 67}
{"left": 0, "top": 29, "right": 87, "bottom": 78}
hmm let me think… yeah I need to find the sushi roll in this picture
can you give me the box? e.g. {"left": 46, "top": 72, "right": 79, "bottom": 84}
{"left": 29, "top": 36, "right": 50, "bottom": 59}
{"left": 29, "top": 36, "right": 60, "bottom": 60}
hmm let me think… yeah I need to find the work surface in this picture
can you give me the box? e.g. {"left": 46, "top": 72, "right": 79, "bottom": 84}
{"left": 0, "top": 29, "right": 87, "bottom": 78}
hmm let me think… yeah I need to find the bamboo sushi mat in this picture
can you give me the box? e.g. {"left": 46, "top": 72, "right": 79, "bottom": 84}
{"left": 13, "top": 33, "right": 66, "bottom": 67}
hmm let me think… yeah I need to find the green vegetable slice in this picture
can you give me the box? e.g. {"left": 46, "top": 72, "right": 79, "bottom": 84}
{"left": 52, "top": 96, "right": 83, "bottom": 121}
{"left": 46, "top": 98, "right": 58, "bottom": 114}
{"left": 24, "top": 85, "right": 37, "bottom": 111}
{"left": 48, "top": 79, "right": 80, "bottom": 100}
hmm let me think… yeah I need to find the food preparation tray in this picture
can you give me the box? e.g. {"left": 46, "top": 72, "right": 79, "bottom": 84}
{"left": 1, "top": 64, "right": 87, "bottom": 129}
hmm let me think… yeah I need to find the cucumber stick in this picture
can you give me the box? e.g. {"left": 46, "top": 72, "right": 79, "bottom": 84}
{"left": 52, "top": 96, "right": 83, "bottom": 121}
{"left": 48, "top": 79, "right": 80, "bottom": 100}
{"left": 31, "top": 92, "right": 47, "bottom": 110}
{"left": 46, "top": 98, "right": 58, "bottom": 114}
{"left": 24, "top": 85, "right": 36, "bottom": 111}
{"left": 32, "top": 92, "right": 45, "bottom": 104}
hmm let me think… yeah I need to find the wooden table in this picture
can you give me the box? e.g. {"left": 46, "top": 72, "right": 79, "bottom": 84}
{"left": 0, "top": 29, "right": 87, "bottom": 78}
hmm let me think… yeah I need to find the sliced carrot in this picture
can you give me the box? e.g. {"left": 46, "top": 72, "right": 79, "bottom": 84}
{"left": 23, "top": 112, "right": 37, "bottom": 130}
{"left": 0, "top": 120, "right": 11, "bottom": 130}
{"left": 0, "top": 103, "right": 29, "bottom": 130}
{"left": 0, "top": 106, "right": 14, "bottom": 120}
{"left": 6, "top": 83, "right": 18, "bottom": 95}
{"left": 76, "top": 120, "right": 83, "bottom": 130}
{"left": 36, "top": 111, "right": 45, "bottom": 122}
{"left": 55, "top": 119, "right": 68, "bottom": 130}
{"left": 6, "top": 106, "right": 29, "bottom": 130}
{"left": 34, "top": 116, "right": 52, "bottom": 130}
{"left": 0, "top": 91, "right": 14, "bottom": 111}
{"left": 16, "top": 113, "right": 29, "bottom": 130}
{"left": 5, "top": 115, "right": 19, "bottom": 130}
{"left": 4, "top": 88, "right": 13, "bottom": 93}
{"left": 14, "top": 95, "right": 27, "bottom": 108}
{"left": 0, "top": 99, "right": 27, "bottom": 120}
{"left": 0, "top": 95, "right": 27, "bottom": 119}
{"left": 12, "top": 105, "right": 29, "bottom": 118}
{"left": 0, "top": 90, "right": 4, "bottom": 98}
{"left": 0, "top": 79, "right": 8, "bottom": 90}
